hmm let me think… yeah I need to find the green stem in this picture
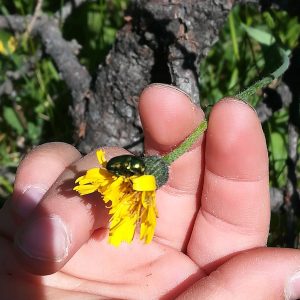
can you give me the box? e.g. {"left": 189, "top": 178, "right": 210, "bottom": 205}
{"left": 229, "top": 13, "right": 240, "bottom": 61}
{"left": 235, "top": 75, "right": 274, "bottom": 101}
{"left": 235, "top": 48, "right": 290, "bottom": 101}
{"left": 162, "top": 120, "right": 207, "bottom": 165}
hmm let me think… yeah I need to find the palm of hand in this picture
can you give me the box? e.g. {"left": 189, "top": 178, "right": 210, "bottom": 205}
{"left": 1, "top": 86, "right": 299, "bottom": 300}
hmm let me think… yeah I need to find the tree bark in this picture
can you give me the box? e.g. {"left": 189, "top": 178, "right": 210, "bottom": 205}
{"left": 78, "top": 0, "right": 258, "bottom": 153}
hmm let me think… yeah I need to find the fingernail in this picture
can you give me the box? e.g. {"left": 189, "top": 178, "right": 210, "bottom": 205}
{"left": 12, "top": 186, "right": 47, "bottom": 219}
{"left": 142, "top": 83, "right": 193, "bottom": 101}
{"left": 15, "top": 215, "right": 71, "bottom": 262}
{"left": 285, "top": 271, "right": 300, "bottom": 300}
{"left": 222, "top": 97, "right": 257, "bottom": 113}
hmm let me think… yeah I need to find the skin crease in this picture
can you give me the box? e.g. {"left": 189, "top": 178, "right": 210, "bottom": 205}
{"left": 0, "top": 84, "right": 299, "bottom": 299}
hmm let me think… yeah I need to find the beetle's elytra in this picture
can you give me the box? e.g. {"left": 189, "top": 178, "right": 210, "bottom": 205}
{"left": 107, "top": 155, "right": 145, "bottom": 176}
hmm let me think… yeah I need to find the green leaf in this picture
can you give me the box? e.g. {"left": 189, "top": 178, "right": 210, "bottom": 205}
{"left": 27, "top": 122, "right": 41, "bottom": 143}
{"left": 0, "top": 30, "right": 11, "bottom": 44}
{"left": 228, "top": 68, "right": 238, "bottom": 90}
{"left": 104, "top": 27, "right": 117, "bottom": 44}
{"left": 3, "top": 106, "right": 24, "bottom": 135}
{"left": 0, "top": 176, "right": 13, "bottom": 194}
{"left": 242, "top": 23, "right": 275, "bottom": 46}
{"left": 269, "top": 131, "right": 288, "bottom": 188}
{"left": 270, "top": 132, "right": 287, "bottom": 161}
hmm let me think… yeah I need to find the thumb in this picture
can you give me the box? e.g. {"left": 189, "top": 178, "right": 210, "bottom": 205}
{"left": 177, "top": 248, "right": 300, "bottom": 300}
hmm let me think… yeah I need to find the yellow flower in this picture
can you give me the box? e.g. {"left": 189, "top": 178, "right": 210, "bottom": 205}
{"left": 74, "top": 150, "right": 158, "bottom": 246}
{"left": 0, "top": 36, "right": 17, "bottom": 56}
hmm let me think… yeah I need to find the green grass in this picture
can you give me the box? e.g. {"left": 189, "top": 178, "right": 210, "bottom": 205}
{"left": 200, "top": 5, "right": 300, "bottom": 108}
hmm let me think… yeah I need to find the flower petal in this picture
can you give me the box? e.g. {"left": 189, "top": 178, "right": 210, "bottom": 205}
{"left": 109, "top": 217, "right": 136, "bottom": 246}
{"left": 96, "top": 149, "right": 106, "bottom": 165}
{"left": 73, "top": 184, "right": 98, "bottom": 195}
{"left": 131, "top": 175, "right": 156, "bottom": 191}
{"left": 140, "top": 192, "right": 157, "bottom": 243}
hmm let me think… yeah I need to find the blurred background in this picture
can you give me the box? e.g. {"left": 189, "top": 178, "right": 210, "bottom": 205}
{"left": 0, "top": 0, "right": 299, "bottom": 247}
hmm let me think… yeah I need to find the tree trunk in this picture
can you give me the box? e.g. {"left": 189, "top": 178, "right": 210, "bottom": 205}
{"left": 75, "top": 0, "right": 258, "bottom": 153}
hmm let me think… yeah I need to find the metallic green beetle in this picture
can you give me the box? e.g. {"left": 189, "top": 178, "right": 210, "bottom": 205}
{"left": 106, "top": 155, "right": 145, "bottom": 177}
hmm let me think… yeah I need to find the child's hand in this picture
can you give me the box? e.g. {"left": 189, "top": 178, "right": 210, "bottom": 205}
{"left": 1, "top": 85, "right": 299, "bottom": 299}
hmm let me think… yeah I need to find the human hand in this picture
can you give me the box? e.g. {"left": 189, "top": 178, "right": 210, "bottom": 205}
{"left": 1, "top": 84, "right": 300, "bottom": 299}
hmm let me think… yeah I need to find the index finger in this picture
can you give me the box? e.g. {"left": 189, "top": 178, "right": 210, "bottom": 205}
{"left": 139, "top": 84, "right": 205, "bottom": 250}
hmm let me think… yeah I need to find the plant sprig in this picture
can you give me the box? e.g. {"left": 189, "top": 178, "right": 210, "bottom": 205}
{"left": 235, "top": 48, "right": 290, "bottom": 101}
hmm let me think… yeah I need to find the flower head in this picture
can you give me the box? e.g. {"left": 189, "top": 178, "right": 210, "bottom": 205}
{"left": 74, "top": 150, "right": 158, "bottom": 246}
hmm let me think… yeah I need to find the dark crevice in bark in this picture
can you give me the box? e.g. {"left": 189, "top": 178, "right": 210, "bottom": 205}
{"left": 151, "top": 48, "right": 172, "bottom": 84}
{"left": 130, "top": 7, "right": 173, "bottom": 84}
